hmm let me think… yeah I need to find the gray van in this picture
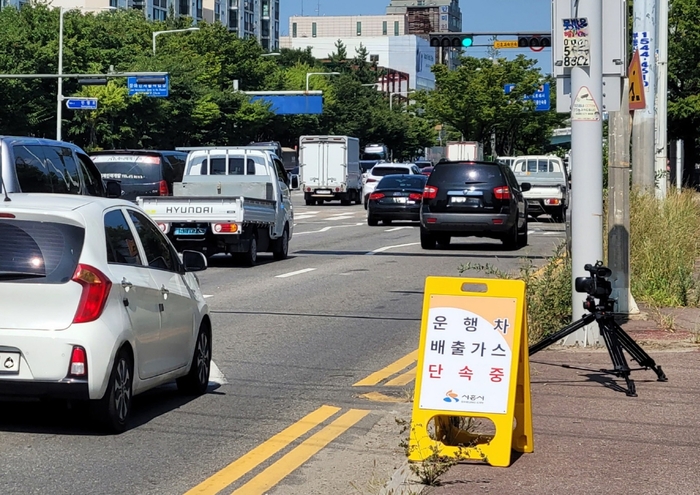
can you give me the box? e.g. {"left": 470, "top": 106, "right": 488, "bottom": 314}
{"left": 0, "top": 136, "right": 115, "bottom": 197}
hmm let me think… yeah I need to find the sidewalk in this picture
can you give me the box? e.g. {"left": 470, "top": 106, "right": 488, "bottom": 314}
{"left": 423, "top": 309, "right": 700, "bottom": 495}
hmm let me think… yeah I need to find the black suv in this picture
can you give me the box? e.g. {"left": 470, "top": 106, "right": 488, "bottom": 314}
{"left": 419, "top": 161, "right": 531, "bottom": 250}
{"left": 90, "top": 150, "right": 187, "bottom": 201}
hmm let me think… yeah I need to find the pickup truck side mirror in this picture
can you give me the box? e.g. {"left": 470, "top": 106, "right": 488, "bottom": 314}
{"left": 182, "top": 250, "right": 207, "bottom": 272}
{"left": 105, "top": 180, "right": 122, "bottom": 199}
{"left": 520, "top": 182, "right": 532, "bottom": 192}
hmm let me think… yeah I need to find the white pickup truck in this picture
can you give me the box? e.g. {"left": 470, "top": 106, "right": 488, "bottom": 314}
{"left": 511, "top": 155, "right": 568, "bottom": 223}
{"left": 137, "top": 147, "right": 293, "bottom": 266}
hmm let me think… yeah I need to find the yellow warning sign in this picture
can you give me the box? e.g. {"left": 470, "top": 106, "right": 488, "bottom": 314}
{"left": 628, "top": 49, "right": 646, "bottom": 111}
{"left": 571, "top": 86, "right": 600, "bottom": 121}
{"left": 408, "top": 277, "right": 533, "bottom": 468}
{"left": 494, "top": 40, "right": 519, "bottom": 49}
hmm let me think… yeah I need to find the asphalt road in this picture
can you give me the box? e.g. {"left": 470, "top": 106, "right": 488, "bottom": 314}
{"left": 0, "top": 192, "right": 565, "bottom": 494}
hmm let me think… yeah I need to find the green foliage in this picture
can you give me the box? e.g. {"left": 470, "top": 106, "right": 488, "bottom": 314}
{"left": 629, "top": 190, "right": 700, "bottom": 307}
{"left": 460, "top": 244, "right": 573, "bottom": 342}
{"left": 417, "top": 55, "right": 567, "bottom": 156}
{"left": 0, "top": 5, "right": 432, "bottom": 156}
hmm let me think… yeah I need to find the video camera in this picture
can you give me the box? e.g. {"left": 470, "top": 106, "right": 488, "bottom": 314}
{"left": 574, "top": 261, "right": 613, "bottom": 299}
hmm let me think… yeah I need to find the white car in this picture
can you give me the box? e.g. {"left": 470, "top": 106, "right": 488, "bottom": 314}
{"left": 363, "top": 163, "right": 422, "bottom": 208}
{"left": 0, "top": 193, "right": 211, "bottom": 432}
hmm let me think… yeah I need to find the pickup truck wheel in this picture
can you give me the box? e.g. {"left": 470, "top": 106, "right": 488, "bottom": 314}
{"left": 244, "top": 235, "right": 258, "bottom": 266}
{"left": 552, "top": 206, "right": 566, "bottom": 223}
{"left": 273, "top": 227, "right": 289, "bottom": 260}
{"left": 305, "top": 198, "right": 314, "bottom": 206}
{"left": 354, "top": 191, "right": 362, "bottom": 205}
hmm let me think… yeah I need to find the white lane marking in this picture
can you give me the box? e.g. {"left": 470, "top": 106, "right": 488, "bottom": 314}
{"left": 203, "top": 294, "right": 214, "bottom": 299}
{"left": 209, "top": 361, "right": 228, "bottom": 385}
{"left": 275, "top": 268, "right": 317, "bottom": 278}
{"left": 294, "top": 225, "right": 357, "bottom": 235}
{"left": 365, "top": 242, "right": 420, "bottom": 255}
{"left": 527, "top": 230, "right": 535, "bottom": 235}
{"left": 544, "top": 231, "right": 561, "bottom": 235}
{"left": 294, "top": 214, "right": 319, "bottom": 220}
{"left": 356, "top": 222, "right": 364, "bottom": 226}
{"left": 385, "top": 226, "right": 413, "bottom": 232}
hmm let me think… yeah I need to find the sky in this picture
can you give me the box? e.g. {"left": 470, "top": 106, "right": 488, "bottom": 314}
{"left": 280, "top": 0, "right": 553, "bottom": 73}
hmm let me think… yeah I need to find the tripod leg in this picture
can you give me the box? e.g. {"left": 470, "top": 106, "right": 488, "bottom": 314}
{"left": 529, "top": 313, "right": 596, "bottom": 356}
{"left": 608, "top": 321, "right": 668, "bottom": 382}
{"left": 599, "top": 321, "right": 637, "bottom": 397}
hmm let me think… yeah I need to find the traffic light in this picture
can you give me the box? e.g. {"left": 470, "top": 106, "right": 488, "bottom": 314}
{"left": 517, "top": 35, "right": 552, "bottom": 49}
{"left": 429, "top": 33, "right": 474, "bottom": 49}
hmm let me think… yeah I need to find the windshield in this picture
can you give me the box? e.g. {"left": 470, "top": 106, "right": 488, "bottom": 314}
{"left": 92, "top": 155, "right": 162, "bottom": 183}
{"left": 0, "top": 219, "right": 84, "bottom": 284}
{"left": 377, "top": 176, "right": 427, "bottom": 190}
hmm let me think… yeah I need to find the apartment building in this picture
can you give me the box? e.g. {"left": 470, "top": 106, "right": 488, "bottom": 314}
{"left": 288, "top": 15, "right": 409, "bottom": 40}
{"left": 281, "top": 34, "right": 437, "bottom": 91}
{"left": 386, "top": 0, "right": 462, "bottom": 34}
{"left": 3, "top": 0, "right": 279, "bottom": 51}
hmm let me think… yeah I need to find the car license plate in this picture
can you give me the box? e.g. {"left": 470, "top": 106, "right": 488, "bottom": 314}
{"left": 450, "top": 196, "right": 480, "bottom": 206}
{"left": 316, "top": 189, "right": 332, "bottom": 195}
{"left": 174, "top": 227, "right": 206, "bottom": 235}
{"left": 0, "top": 352, "right": 20, "bottom": 374}
{"left": 393, "top": 197, "right": 408, "bottom": 203}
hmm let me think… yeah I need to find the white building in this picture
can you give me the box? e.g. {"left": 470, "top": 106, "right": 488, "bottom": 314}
{"left": 280, "top": 35, "right": 437, "bottom": 91}
{"left": 6, "top": 0, "right": 280, "bottom": 51}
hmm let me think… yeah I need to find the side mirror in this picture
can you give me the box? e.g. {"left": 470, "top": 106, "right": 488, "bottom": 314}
{"left": 520, "top": 182, "right": 532, "bottom": 192}
{"left": 182, "top": 250, "right": 207, "bottom": 272}
{"left": 106, "top": 180, "right": 122, "bottom": 198}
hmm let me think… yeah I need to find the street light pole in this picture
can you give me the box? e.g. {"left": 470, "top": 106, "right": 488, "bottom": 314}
{"left": 305, "top": 72, "right": 340, "bottom": 92}
{"left": 152, "top": 27, "right": 200, "bottom": 56}
{"left": 56, "top": 6, "right": 65, "bottom": 141}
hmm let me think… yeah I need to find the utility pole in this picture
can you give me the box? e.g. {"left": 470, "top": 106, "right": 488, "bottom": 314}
{"left": 654, "top": 0, "right": 669, "bottom": 198}
{"left": 562, "top": 1, "right": 604, "bottom": 346}
{"left": 631, "top": 0, "right": 657, "bottom": 191}
{"left": 607, "top": 79, "right": 632, "bottom": 313}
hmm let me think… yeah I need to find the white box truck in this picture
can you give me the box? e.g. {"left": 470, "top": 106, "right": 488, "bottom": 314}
{"left": 299, "top": 135, "right": 362, "bottom": 206}
{"left": 446, "top": 141, "right": 484, "bottom": 161}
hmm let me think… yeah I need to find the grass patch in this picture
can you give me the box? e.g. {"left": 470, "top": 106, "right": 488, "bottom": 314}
{"left": 460, "top": 243, "right": 572, "bottom": 343}
{"left": 629, "top": 189, "right": 700, "bottom": 307}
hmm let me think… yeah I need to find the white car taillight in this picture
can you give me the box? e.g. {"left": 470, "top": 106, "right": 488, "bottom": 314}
{"left": 72, "top": 264, "right": 112, "bottom": 324}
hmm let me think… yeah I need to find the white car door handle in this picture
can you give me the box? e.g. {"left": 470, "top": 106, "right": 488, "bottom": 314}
{"left": 160, "top": 286, "right": 170, "bottom": 295}
{"left": 121, "top": 279, "right": 133, "bottom": 289}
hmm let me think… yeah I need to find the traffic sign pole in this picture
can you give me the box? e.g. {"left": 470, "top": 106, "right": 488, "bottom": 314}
{"left": 564, "top": 0, "right": 604, "bottom": 346}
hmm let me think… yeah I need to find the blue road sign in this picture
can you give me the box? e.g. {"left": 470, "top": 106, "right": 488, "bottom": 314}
{"left": 65, "top": 98, "right": 98, "bottom": 110}
{"left": 127, "top": 75, "right": 169, "bottom": 97}
{"left": 249, "top": 95, "right": 323, "bottom": 115}
{"left": 504, "top": 83, "right": 551, "bottom": 111}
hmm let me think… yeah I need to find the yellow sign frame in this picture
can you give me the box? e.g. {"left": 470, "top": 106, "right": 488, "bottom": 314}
{"left": 408, "top": 277, "right": 533, "bottom": 468}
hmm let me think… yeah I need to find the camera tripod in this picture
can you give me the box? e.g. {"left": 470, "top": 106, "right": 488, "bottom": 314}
{"left": 529, "top": 295, "right": 668, "bottom": 397}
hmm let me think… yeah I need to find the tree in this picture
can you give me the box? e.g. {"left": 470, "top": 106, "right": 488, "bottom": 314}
{"left": 418, "top": 55, "right": 566, "bottom": 156}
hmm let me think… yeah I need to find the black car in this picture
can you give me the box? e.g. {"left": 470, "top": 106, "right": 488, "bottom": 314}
{"left": 367, "top": 174, "right": 428, "bottom": 226}
{"left": 419, "top": 161, "right": 531, "bottom": 250}
{"left": 90, "top": 150, "right": 187, "bottom": 201}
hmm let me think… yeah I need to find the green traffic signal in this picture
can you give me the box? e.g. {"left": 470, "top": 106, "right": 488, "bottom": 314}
{"left": 461, "top": 37, "right": 473, "bottom": 48}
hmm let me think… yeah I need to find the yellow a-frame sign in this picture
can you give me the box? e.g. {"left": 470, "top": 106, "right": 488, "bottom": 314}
{"left": 408, "top": 277, "right": 533, "bottom": 468}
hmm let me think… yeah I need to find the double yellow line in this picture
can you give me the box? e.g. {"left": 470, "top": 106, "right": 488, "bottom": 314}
{"left": 184, "top": 406, "right": 369, "bottom": 495}
{"left": 352, "top": 350, "right": 418, "bottom": 403}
